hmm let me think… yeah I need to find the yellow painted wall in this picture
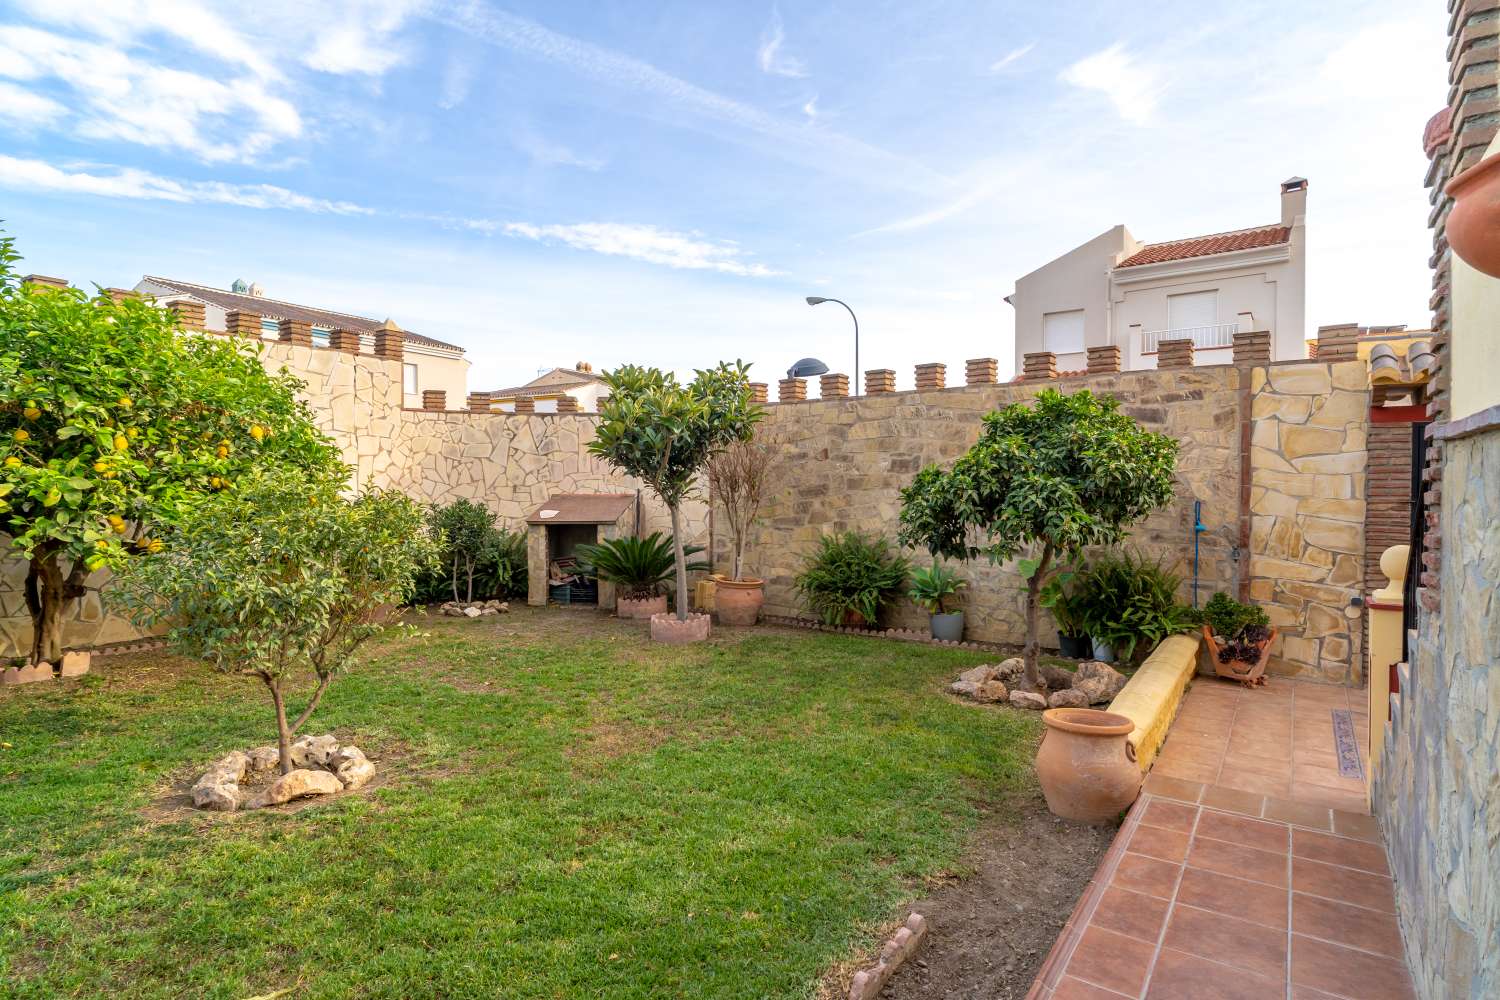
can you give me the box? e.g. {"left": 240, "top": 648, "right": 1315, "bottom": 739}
{"left": 1107, "top": 633, "right": 1202, "bottom": 771}
{"left": 1450, "top": 135, "right": 1500, "bottom": 421}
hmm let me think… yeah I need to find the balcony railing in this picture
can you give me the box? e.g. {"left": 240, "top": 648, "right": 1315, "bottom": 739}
{"left": 1141, "top": 323, "right": 1238, "bottom": 354}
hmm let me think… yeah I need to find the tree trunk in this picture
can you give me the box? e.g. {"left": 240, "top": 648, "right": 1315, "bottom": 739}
{"left": 268, "top": 679, "right": 293, "bottom": 776}
{"left": 25, "top": 550, "right": 67, "bottom": 667}
{"left": 670, "top": 502, "right": 689, "bottom": 621}
{"left": 1021, "top": 543, "right": 1055, "bottom": 692}
{"left": 732, "top": 535, "right": 744, "bottom": 582}
{"left": 450, "top": 553, "right": 461, "bottom": 605}
{"left": 465, "top": 557, "right": 475, "bottom": 604}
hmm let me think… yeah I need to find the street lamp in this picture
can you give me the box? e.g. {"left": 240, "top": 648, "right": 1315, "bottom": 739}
{"left": 805, "top": 296, "right": 859, "bottom": 395}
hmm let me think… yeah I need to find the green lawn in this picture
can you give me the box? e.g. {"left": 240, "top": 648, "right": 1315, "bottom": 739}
{"left": 0, "top": 610, "right": 1042, "bottom": 999}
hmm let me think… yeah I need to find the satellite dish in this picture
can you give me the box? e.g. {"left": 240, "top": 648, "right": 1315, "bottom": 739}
{"left": 787, "top": 357, "right": 829, "bottom": 379}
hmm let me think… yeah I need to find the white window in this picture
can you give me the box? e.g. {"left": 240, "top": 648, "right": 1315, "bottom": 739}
{"left": 1167, "top": 290, "right": 1218, "bottom": 332}
{"left": 403, "top": 363, "right": 418, "bottom": 394}
{"left": 1042, "top": 309, "right": 1085, "bottom": 354}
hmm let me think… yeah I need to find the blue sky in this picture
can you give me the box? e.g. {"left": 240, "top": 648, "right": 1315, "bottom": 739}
{"left": 0, "top": 0, "right": 1446, "bottom": 390}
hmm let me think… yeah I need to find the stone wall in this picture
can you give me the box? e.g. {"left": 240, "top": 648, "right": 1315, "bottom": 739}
{"left": 1375, "top": 425, "right": 1499, "bottom": 999}
{"left": 726, "top": 366, "right": 1244, "bottom": 645}
{"left": 1246, "top": 360, "right": 1369, "bottom": 684}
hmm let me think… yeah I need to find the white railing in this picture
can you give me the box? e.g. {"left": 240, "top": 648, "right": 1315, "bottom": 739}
{"left": 1142, "top": 323, "right": 1238, "bottom": 354}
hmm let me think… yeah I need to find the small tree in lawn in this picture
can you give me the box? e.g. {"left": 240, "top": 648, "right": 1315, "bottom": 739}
{"left": 431, "top": 497, "right": 495, "bottom": 604}
{"left": 0, "top": 232, "right": 342, "bottom": 667}
{"left": 589, "top": 362, "right": 760, "bottom": 620}
{"left": 898, "top": 388, "right": 1178, "bottom": 691}
{"left": 119, "top": 470, "right": 437, "bottom": 774}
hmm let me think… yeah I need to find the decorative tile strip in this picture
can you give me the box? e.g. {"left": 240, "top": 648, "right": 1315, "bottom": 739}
{"left": 1331, "top": 709, "right": 1365, "bottom": 780}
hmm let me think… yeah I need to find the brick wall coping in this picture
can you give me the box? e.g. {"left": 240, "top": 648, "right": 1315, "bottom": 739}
{"left": 1431, "top": 402, "right": 1500, "bottom": 442}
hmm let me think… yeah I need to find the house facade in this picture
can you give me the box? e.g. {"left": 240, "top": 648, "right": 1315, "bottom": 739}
{"left": 132, "top": 276, "right": 470, "bottom": 409}
{"left": 1009, "top": 178, "right": 1308, "bottom": 373}
{"left": 485, "top": 365, "right": 608, "bottom": 413}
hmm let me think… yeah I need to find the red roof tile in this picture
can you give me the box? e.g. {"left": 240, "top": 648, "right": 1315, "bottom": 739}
{"left": 1115, "top": 225, "right": 1290, "bottom": 268}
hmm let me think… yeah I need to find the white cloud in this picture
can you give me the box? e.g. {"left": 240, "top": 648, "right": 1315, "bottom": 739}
{"left": 514, "top": 132, "right": 606, "bottom": 171}
{"left": 302, "top": 0, "right": 421, "bottom": 76}
{"left": 439, "top": 57, "right": 475, "bottom": 109}
{"left": 0, "top": 155, "right": 370, "bottom": 214}
{"left": 501, "top": 222, "right": 779, "bottom": 277}
{"left": 0, "top": 80, "right": 67, "bottom": 126}
{"left": 802, "top": 95, "right": 819, "bottom": 121}
{"left": 988, "top": 42, "right": 1034, "bottom": 73}
{"left": 1060, "top": 43, "right": 1163, "bottom": 125}
{"left": 757, "top": 5, "right": 806, "bottom": 78}
{"left": 0, "top": 26, "right": 302, "bottom": 163}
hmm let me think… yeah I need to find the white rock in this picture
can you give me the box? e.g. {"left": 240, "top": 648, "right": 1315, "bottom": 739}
{"left": 246, "top": 768, "right": 342, "bottom": 808}
{"left": 191, "top": 777, "right": 240, "bottom": 812}
{"left": 1009, "top": 689, "right": 1048, "bottom": 711}
{"left": 462, "top": 606, "right": 482, "bottom": 618}
{"left": 289, "top": 734, "right": 339, "bottom": 768}
{"left": 331, "top": 746, "right": 376, "bottom": 789}
{"left": 245, "top": 746, "right": 281, "bottom": 774}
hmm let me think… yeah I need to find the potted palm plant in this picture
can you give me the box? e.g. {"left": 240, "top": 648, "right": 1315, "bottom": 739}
{"left": 909, "top": 564, "right": 967, "bottom": 641}
{"left": 706, "top": 438, "right": 779, "bottom": 626}
{"left": 1198, "top": 591, "right": 1276, "bottom": 687}
{"left": 575, "top": 533, "right": 708, "bottom": 619}
{"left": 794, "top": 531, "right": 910, "bottom": 628}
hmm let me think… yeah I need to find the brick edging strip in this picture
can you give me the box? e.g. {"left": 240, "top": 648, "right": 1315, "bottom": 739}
{"left": 760, "top": 614, "right": 1015, "bottom": 653}
{"left": 847, "top": 912, "right": 928, "bottom": 1000}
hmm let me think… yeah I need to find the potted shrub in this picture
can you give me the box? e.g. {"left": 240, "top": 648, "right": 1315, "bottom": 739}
{"left": 1040, "top": 558, "right": 1090, "bottom": 658}
{"left": 706, "top": 438, "right": 779, "bottom": 626}
{"left": 795, "top": 531, "right": 911, "bottom": 628}
{"left": 575, "top": 533, "right": 708, "bottom": 619}
{"left": 909, "top": 564, "right": 967, "bottom": 641}
{"left": 1199, "top": 591, "right": 1276, "bottom": 687}
{"left": 1073, "top": 550, "right": 1199, "bottom": 665}
{"left": 589, "top": 362, "right": 760, "bottom": 644}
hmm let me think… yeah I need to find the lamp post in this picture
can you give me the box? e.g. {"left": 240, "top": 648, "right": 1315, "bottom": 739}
{"left": 805, "top": 296, "right": 858, "bottom": 395}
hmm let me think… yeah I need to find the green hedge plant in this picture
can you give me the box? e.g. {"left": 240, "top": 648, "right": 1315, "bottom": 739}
{"left": 1073, "top": 549, "right": 1199, "bottom": 663}
{"left": 795, "top": 531, "right": 911, "bottom": 626}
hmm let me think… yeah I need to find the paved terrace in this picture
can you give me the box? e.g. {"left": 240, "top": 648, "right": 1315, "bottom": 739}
{"left": 1030, "top": 677, "right": 1414, "bottom": 1000}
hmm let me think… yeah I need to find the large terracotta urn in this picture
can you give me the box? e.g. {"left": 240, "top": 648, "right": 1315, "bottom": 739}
{"left": 617, "top": 594, "right": 667, "bottom": 620}
{"left": 1446, "top": 153, "right": 1500, "bottom": 278}
{"left": 715, "top": 578, "right": 764, "bottom": 626}
{"left": 1035, "top": 708, "right": 1140, "bottom": 823}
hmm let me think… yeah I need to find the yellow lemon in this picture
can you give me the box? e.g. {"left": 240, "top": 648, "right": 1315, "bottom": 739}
{"left": 216, "top": 445, "right": 229, "bottom": 459}
{"left": 147, "top": 539, "right": 164, "bottom": 554}
{"left": 126, "top": 427, "right": 139, "bottom": 440}
{"left": 94, "top": 539, "right": 109, "bottom": 550}
{"left": 13, "top": 429, "right": 29, "bottom": 443}
{"left": 93, "top": 461, "right": 108, "bottom": 472}
{"left": 114, "top": 434, "right": 128, "bottom": 452}
{"left": 209, "top": 476, "right": 222, "bottom": 489}
{"left": 3, "top": 456, "right": 18, "bottom": 468}
{"left": 250, "top": 424, "right": 266, "bottom": 441}
{"left": 118, "top": 396, "right": 133, "bottom": 408}
{"left": 22, "top": 405, "right": 40, "bottom": 420}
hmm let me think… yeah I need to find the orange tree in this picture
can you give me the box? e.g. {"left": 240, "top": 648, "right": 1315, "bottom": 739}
{"left": 0, "top": 232, "right": 342, "bottom": 666}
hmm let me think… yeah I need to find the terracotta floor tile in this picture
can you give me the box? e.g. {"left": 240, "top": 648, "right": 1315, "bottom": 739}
{"left": 1196, "top": 810, "right": 1290, "bottom": 852}
{"left": 1188, "top": 836, "right": 1290, "bottom": 887}
{"left": 1127, "top": 824, "right": 1192, "bottom": 864}
{"left": 1053, "top": 976, "right": 1134, "bottom": 999}
{"left": 1331, "top": 810, "right": 1381, "bottom": 843}
{"left": 1199, "top": 785, "right": 1265, "bottom": 818}
{"left": 1175, "top": 866, "right": 1289, "bottom": 929}
{"left": 1290, "top": 934, "right": 1415, "bottom": 1000}
{"left": 1292, "top": 747, "right": 1340, "bottom": 769}
{"left": 1214, "top": 770, "right": 1292, "bottom": 798}
{"left": 1292, "top": 893, "right": 1404, "bottom": 956}
{"left": 1140, "top": 797, "right": 1199, "bottom": 833}
{"left": 1090, "top": 885, "right": 1172, "bottom": 943}
{"left": 1112, "top": 851, "right": 1183, "bottom": 898}
{"left": 1162, "top": 728, "right": 1230, "bottom": 749}
{"left": 1227, "top": 739, "right": 1292, "bottom": 759}
{"left": 1145, "top": 947, "right": 1288, "bottom": 1000}
{"left": 1291, "top": 829, "right": 1389, "bottom": 876}
{"left": 1291, "top": 857, "right": 1395, "bottom": 913}
{"left": 1153, "top": 757, "right": 1223, "bottom": 783}
{"left": 1263, "top": 797, "right": 1334, "bottom": 832}
{"left": 1063, "top": 925, "right": 1157, "bottom": 998}
{"left": 1162, "top": 903, "right": 1289, "bottom": 981}
{"left": 1143, "top": 773, "right": 1203, "bottom": 804}
{"left": 1289, "top": 784, "right": 1368, "bottom": 814}
{"left": 1291, "top": 764, "right": 1366, "bottom": 793}
{"left": 1291, "top": 987, "right": 1345, "bottom": 1000}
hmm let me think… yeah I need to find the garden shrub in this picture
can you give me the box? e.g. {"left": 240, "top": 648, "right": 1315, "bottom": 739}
{"left": 414, "top": 498, "right": 527, "bottom": 604}
{"left": 795, "top": 531, "right": 911, "bottom": 626}
{"left": 575, "top": 532, "right": 708, "bottom": 601}
{"left": 1073, "top": 549, "right": 1199, "bottom": 663}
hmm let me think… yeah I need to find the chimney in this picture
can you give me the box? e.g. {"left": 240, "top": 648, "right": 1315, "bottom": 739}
{"left": 1280, "top": 176, "right": 1308, "bottom": 227}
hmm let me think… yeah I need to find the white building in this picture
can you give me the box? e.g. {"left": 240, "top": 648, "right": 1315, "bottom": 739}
{"left": 486, "top": 365, "right": 609, "bottom": 413}
{"left": 133, "top": 276, "right": 470, "bottom": 409}
{"left": 1008, "top": 178, "right": 1308, "bottom": 373}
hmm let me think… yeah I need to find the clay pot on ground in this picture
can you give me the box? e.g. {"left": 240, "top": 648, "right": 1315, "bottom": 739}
{"left": 1445, "top": 153, "right": 1500, "bottom": 278}
{"left": 715, "top": 577, "right": 764, "bottom": 626}
{"left": 842, "top": 609, "right": 869, "bottom": 627}
{"left": 1057, "top": 632, "right": 1092, "bottom": 659}
{"left": 929, "top": 611, "right": 964, "bottom": 642}
{"left": 650, "top": 612, "right": 711, "bottom": 644}
{"left": 617, "top": 594, "right": 668, "bottom": 620}
{"left": 1036, "top": 708, "right": 1140, "bottom": 824}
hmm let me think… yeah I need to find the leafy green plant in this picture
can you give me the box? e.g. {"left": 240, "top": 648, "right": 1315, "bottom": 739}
{"left": 908, "top": 564, "right": 966, "bottom": 615}
{"left": 1039, "top": 553, "right": 1087, "bottom": 637}
{"left": 118, "top": 470, "right": 438, "bottom": 773}
{"left": 1199, "top": 590, "right": 1270, "bottom": 639}
{"left": 429, "top": 498, "right": 496, "bottom": 604}
{"left": 589, "top": 363, "right": 760, "bottom": 621}
{"left": 1073, "top": 549, "right": 1198, "bottom": 663}
{"left": 575, "top": 532, "right": 709, "bottom": 600}
{"left": 0, "top": 231, "right": 343, "bottom": 666}
{"left": 795, "top": 531, "right": 912, "bottom": 626}
{"left": 898, "top": 388, "right": 1178, "bottom": 689}
{"left": 412, "top": 500, "right": 528, "bottom": 604}
{"left": 476, "top": 527, "right": 528, "bottom": 600}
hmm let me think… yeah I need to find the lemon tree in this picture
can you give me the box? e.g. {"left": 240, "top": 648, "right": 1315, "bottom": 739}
{"left": 0, "top": 232, "right": 342, "bottom": 667}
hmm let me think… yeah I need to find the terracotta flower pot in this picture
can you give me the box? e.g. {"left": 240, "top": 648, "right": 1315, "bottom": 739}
{"left": 650, "top": 612, "right": 711, "bottom": 644}
{"left": 1446, "top": 153, "right": 1500, "bottom": 278}
{"left": 1035, "top": 708, "right": 1140, "bottom": 824}
{"left": 715, "top": 578, "right": 764, "bottom": 626}
{"left": 617, "top": 594, "right": 667, "bottom": 620}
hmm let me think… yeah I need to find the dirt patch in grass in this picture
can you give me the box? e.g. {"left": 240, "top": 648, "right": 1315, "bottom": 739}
{"left": 875, "top": 795, "right": 1115, "bottom": 1000}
